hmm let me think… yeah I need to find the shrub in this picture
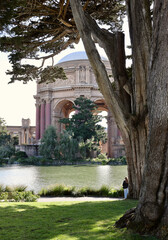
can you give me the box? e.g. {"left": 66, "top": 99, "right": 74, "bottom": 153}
{"left": 0, "top": 184, "right": 4, "bottom": 192}
{"left": 77, "top": 186, "right": 98, "bottom": 197}
{"left": 0, "top": 158, "right": 9, "bottom": 165}
{"left": 39, "top": 184, "right": 124, "bottom": 198}
{"left": 12, "top": 191, "right": 39, "bottom": 202}
{"left": 98, "top": 185, "right": 110, "bottom": 197}
{"left": 97, "top": 153, "right": 107, "bottom": 160}
{"left": 0, "top": 192, "right": 8, "bottom": 201}
{"left": 13, "top": 185, "right": 27, "bottom": 192}
{"left": 39, "top": 184, "right": 75, "bottom": 197}
{"left": 14, "top": 151, "right": 28, "bottom": 159}
{"left": 0, "top": 184, "right": 38, "bottom": 202}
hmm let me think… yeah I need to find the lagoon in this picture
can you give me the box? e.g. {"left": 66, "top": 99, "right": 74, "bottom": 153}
{"left": 0, "top": 165, "right": 127, "bottom": 193}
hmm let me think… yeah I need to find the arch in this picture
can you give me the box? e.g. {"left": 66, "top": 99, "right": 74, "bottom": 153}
{"left": 34, "top": 51, "right": 125, "bottom": 157}
{"left": 94, "top": 98, "right": 108, "bottom": 112}
{"left": 54, "top": 99, "right": 74, "bottom": 118}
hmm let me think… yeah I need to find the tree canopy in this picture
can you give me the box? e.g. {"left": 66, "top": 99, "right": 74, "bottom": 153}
{"left": 0, "top": 0, "right": 125, "bottom": 83}
{"left": 60, "top": 97, "right": 107, "bottom": 143}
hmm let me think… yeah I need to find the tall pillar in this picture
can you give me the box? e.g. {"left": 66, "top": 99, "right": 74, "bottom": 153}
{"left": 26, "top": 129, "right": 29, "bottom": 144}
{"left": 76, "top": 67, "right": 80, "bottom": 83}
{"left": 86, "top": 66, "right": 90, "bottom": 84}
{"left": 40, "top": 100, "right": 45, "bottom": 138}
{"left": 35, "top": 104, "right": 40, "bottom": 140}
{"left": 46, "top": 100, "right": 51, "bottom": 128}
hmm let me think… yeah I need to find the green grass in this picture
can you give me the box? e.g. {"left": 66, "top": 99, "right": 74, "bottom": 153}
{"left": 0, "top": 200, "right": 158, "bottom": 240}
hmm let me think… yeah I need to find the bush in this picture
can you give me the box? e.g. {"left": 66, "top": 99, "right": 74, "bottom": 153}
{"left": 77, "top": 186, "right": 98, "bottom": 197}
{"left": 39, "top": 184, "right": 75, "bottom": 197}
{"left": 0, "top": 192, "right": 8, "bottom": 201}
{"left": 39, "top": 184, "right": 124, "bottom": 198}
{"left": 108, "top": 156, "right": 127, "bottom": 165}
{"left": 14, "top": 151, "right": 28, "bottom": 159}
{"left": 0, "top": 184, "right": 38, "bottom": 202}
{"left": 0, "top": 158, "right": 9, "bottom": 165}
{"left": 12, "top": 191, "right": 39, "bottom": 202}
{"left": 97, "top": 153, "right": 107, "bottom": 160}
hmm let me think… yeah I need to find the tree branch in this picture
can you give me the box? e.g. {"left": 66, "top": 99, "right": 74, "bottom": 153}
{"left": 70, "top": 0, "right": 132, "bottom": 136}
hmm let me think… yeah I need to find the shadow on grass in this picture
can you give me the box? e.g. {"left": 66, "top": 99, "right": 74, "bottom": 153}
{"left": 0, "top": 200, "right": 158, "bottom": 240}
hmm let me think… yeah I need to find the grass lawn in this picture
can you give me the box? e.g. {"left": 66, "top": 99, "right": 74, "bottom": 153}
{"left": 0, "top": 199, "right": 158, "bottom": 240}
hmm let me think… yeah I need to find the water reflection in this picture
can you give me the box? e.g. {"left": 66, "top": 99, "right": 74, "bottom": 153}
{"left": 0, "top": 165, "right": 127, "bottom": 193}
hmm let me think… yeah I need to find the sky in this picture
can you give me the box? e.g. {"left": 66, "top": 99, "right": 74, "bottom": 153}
{"left": 0, "top": 19, "right": 130, "bottom": 127}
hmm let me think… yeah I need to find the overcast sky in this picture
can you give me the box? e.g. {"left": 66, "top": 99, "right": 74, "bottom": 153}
{"left": 0, "top": 19, "right": 130, "bottom": 127}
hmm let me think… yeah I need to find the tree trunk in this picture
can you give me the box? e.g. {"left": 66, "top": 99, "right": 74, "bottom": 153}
{"left": 117, "top": 1, "right": 168, "bottom": 238}
{"left": 131, "top": 0, "right": 168, "bottom": 237}
{"left": 123, "top": 121, "right": 147, "bottom": 199}
{"left": 70, "top": 0, "right": 148, "bottom": 199}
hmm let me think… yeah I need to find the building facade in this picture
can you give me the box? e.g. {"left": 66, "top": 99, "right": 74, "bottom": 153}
{"left": 7, "top": 118, "right": 36, "bottom": 145}
{"left": 34, "top": 51, "right": 125, "bottom": 158}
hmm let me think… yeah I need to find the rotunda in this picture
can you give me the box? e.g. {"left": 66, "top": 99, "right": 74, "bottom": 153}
{"left": 34, "top": 51, "right": 125, "bottom": 158}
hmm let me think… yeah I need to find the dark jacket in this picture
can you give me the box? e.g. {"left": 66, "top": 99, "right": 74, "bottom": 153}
{"left": 123, "top": 180, "right": 128, "bottom": 189}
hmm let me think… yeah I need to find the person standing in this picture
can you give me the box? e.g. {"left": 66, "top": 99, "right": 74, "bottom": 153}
{"left": 123, "top": 177, "right": 129, "bottom": 199}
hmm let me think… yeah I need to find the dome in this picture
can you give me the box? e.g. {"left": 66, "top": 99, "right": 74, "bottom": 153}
{"left": 58, "top": 51, "right": 107, "bottom": 63}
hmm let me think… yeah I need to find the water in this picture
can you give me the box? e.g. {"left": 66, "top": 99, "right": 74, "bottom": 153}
{"left": 0, "top": 165, "right": 127, "bottom": 193}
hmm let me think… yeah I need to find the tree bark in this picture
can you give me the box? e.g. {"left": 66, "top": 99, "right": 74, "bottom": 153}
{"left": 70, "top": 0, "right": 148, "bottom": 199}
{"left": 116, "top": 1, "right": 168, "bottom": 238}
{"left": 131, "top": 0, "right": 168, "bottom": 237}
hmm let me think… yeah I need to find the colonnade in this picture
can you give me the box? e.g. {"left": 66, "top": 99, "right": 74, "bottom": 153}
{"left": 35, "top": 100, "right": 123, "bottom": 157}
{"left": 35, "top": 100, "right": 51, "bottom": 140}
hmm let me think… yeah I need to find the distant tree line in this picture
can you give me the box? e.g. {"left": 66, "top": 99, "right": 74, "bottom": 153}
{"left": 0, "top": 118, "right": 18, "bottom": 159}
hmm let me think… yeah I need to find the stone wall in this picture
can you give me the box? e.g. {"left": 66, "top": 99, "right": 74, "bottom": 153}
{"left": 15, "top": 145, "right": 39, "bottom": 157}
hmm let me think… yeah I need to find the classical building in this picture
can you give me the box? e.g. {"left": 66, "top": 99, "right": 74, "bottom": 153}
{"left": 7, "top": 118, "right": 36, "bottom": 145}
{"left": 34, "top": 51, "right": 125, "bottom": 158}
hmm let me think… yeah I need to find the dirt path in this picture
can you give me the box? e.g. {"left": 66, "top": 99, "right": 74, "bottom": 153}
{"left": 38, "top": 197, "right": 123, "bottom": 202}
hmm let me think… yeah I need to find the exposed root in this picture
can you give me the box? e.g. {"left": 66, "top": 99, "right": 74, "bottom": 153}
{"left": 115, "top": 207, "right": 136, "bottom": 228}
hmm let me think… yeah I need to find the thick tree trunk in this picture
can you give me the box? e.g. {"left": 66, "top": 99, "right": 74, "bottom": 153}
{"left": 117, "top": 1, "right": 168, "bottom": 239}
{"left": 123, "top": 122, "right": 148, "bottom": 199}
{"left": 70, "top": 0, "right": 149, "bottom": 199}
{"left": 131, "top": 1, "right": 168, "bottom": 238}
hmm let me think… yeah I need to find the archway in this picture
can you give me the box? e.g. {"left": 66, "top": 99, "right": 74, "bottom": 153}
{"left": 35, "top": 51, "right": 125, "bottom": 157}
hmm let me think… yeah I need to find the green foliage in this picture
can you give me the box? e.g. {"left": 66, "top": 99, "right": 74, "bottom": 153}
{"left": 0, "top": 1, "right": 125, "bottom": 83}
{"left": 0, "top": 134, "right": 15, "bottom": 159}
{"left": 59, "top": 131, "right": 79, "bottom": 161}
{"left": 14, "top": 151, "right": 28, "bottom": 159}
{"left": 0, "top": 184, "right": 38, "bottom": 202}
{"left": 90, "top": 156, "right": 127, "bottom": 165}
{"left": 11, "top": 191, "right": 38, "bottom": 202}
{"left": 39, "top": 184, "right": 124, "bottom": 198}
{"left": 39, "top": 184, "right": 75, "bottom": 197}
{"left": 108, "top": 156, "right": 127, "bottom": 165}
{"left": 7, "top": 64, "right": 67, "bottom": 84}
{"left": 97, "top": 153, "right": 108, "bottom": 160}
{"left": 0, "top": 118, "right": 17, "bottom": 159}
{"left": 38, "top": 98, "right": 107, "bottom": 161}
{"left": 39, "top": 125, "right": 58, "bottom": 159}
{"left": 60, "top": 97, "right": 106, "bottom": 142}
{"left": 60, "top": 97, "right": 107, "bottom": 158}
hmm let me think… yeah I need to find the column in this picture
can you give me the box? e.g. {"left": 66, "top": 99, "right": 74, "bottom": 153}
{"left": 40, "top": 100, "right": 45, "bottom": 138}
{"left": 75, "top": 67, "right": 79, "bottom": 84}
{"left": 46, "top": 100, "right": 51, "bottom": 128}
{"left": 19, "top": 132, "right": 22, "bottom": 145}
{"left": 86, "top": 66, "right": 90, "bottom": 84}
{"left": 35, "top": 104, "right": 40, "bottom": 141}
